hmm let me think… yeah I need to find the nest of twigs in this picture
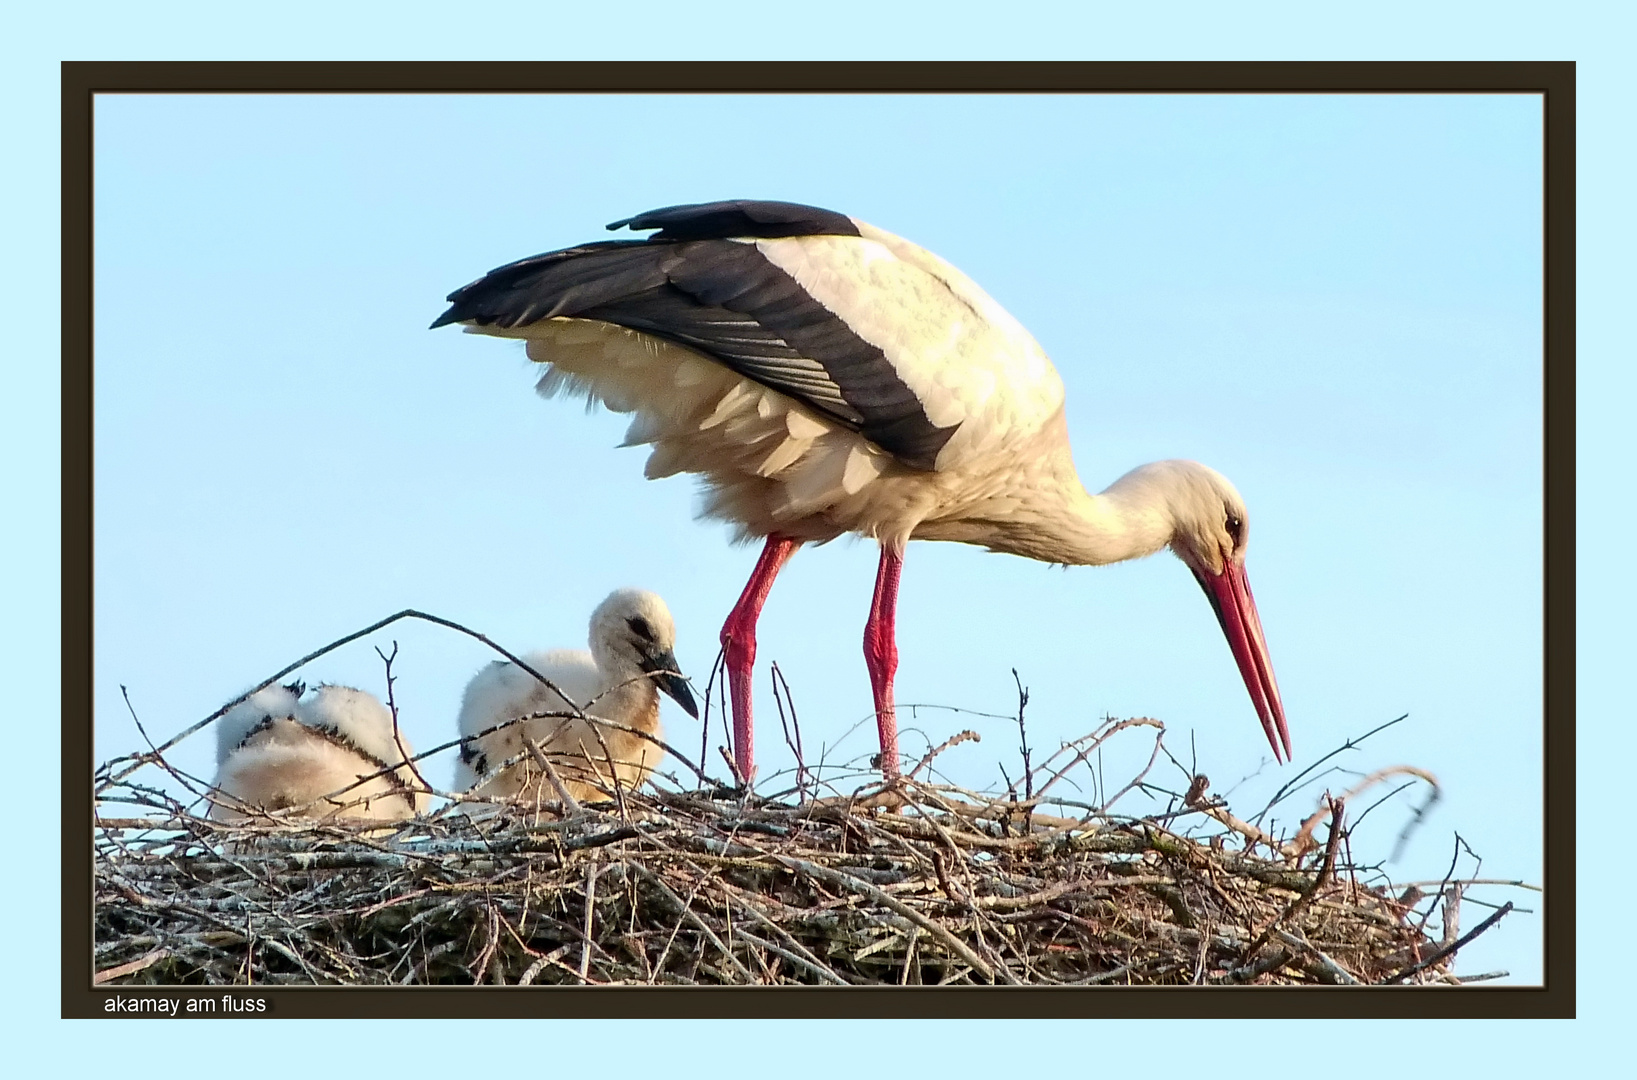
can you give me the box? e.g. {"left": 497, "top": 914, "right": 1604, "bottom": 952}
{"left": 94, "top": 708, "right": 1481, "bottom": 987}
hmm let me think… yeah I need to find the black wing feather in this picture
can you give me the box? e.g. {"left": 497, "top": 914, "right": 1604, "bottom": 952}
{"left": 606, "top": 199, "right": 861, "bottom": 242}
{"left": 433, "top": 204, "right": 958, "bottom": 470}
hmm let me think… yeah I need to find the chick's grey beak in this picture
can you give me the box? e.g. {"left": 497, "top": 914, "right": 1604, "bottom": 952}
{"left": 641, "top": 648, "right": 699, "bottom": 719}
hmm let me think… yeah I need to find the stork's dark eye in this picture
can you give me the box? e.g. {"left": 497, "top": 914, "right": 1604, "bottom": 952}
{"left": 627, "top": 616, "right": 656, "bottom": 642}
{"left": 1225, "top": 513, "right": 1243, "bottom": 542}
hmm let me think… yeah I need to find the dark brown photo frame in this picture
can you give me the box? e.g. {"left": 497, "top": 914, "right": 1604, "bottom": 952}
{"left": 64, "top": 61, "right": 1573, "bottom": 1019}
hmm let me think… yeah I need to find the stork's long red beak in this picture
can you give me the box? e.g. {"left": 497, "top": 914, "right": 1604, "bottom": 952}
{"left": 1194, "top": 561, "right": 1291, "bottom": 763}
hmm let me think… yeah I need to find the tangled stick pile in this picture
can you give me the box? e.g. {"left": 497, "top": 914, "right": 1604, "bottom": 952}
{"left": 94, "top": 706, "right": 1506, "bottom": 986}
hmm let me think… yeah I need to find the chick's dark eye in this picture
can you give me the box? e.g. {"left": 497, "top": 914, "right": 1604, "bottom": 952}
{"left": 626, "top": 617, "right": 655, "bottom": 642}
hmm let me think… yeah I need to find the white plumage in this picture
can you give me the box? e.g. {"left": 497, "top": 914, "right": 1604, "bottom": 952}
{"left": 435, "top": 200, "right": 1290, "bottom": 783}
{"left": 211, "top": 683, "right": 427, "bottom": 823}
{"left": 454, "top": 588, "right": 698, "bottom": 807}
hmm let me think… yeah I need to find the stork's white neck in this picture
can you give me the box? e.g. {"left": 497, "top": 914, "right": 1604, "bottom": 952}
{"left": 946, "top": 466, "right": 1168, "bottom": 567}
{"left": 1040, "top": 470, "right": 1178, "bottom": 567}
{"left": 912, "top": 457, "right": 1178, "bottom": 566}
{"left": 914, "top": 411, "right": 1184, "bottom": 567}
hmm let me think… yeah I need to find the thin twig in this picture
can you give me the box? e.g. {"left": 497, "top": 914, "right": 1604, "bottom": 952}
{"left": 1099, "top": 728, "right": 1166, "bottom": 814}
{"left": 1255, "top": 714, "right": 1410, "bottom": 825}
{"left": 1011, "top": 669, "right": 1033, "bottom": 802}
{"left": 375, "top": 641, "right": 435, "bottom": 804}
{"left": 907, "top": 730, "right": 982, "bottom": 780}
{"left": 1380, "top": 902, "right": 1516, "bottom": 985}
{"left": 579, "top": 861, "right": 599, "bottom": 982}
{"left": 1244, "top": 796, "right": 1345, "bottom": 960}
{"left": 524, "top": 737, "right": 583, "bottom": 816}
{"left": 770, "top": 662, "right": 810, "bottom": 803}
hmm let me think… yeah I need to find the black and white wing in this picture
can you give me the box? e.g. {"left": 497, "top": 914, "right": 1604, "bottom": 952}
{"left": 434, "top": 200, "right": 1063, "bottom": 473}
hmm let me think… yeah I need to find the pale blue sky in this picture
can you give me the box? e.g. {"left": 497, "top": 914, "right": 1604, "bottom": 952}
{"left": 7, "top": 0, "right": 1627, "bottom": 1070}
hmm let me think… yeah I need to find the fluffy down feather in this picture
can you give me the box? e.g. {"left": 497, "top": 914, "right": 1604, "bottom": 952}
{"left": 211, "top": 684, "right": 426, "bottom": 823}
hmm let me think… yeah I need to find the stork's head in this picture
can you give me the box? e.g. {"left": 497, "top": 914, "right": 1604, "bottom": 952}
{"left": 1127, "top": 460, "right": 1291, "bottom": 763}
{"left": 1145, "top": 461, "right": 1246, "bottom": 569}
{"left": 590, "top": 589, "right": 700, "bottom": 718}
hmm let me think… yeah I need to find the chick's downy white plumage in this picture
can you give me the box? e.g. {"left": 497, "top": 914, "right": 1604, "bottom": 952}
{"left": 455, "top": 589, "right": 698, "bottom": 806}
{"left": 211, "top": 682, "right": 427, "bottom": 823}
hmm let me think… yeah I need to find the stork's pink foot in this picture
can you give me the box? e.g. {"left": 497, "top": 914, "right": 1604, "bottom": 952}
{"left": 719, "top": 535, "right": 799, "bottom": 786}
{"left": 863, "top": 545, "right": 904, "bottom": 779}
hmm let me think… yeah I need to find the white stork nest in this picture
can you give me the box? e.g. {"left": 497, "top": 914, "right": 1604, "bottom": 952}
{"left": 94, "top": 694, "right": 1511, "bottom": 987}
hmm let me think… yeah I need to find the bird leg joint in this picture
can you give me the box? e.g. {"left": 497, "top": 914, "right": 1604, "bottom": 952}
{"left": 862, "top": 622, "right": 898, "bottom": 682}
{"left": 720, "top": 619, "right": 757, "bottom": 671}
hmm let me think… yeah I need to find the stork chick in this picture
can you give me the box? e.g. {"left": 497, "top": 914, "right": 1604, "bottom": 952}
{"left": 211, "top": 682, "right": 427, "bottom": 823}
{"left": 454, "top": 588, "right": 698, "bottom": 807}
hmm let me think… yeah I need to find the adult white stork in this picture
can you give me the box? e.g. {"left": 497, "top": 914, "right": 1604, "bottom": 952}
{"left": 454, "top": 588, "right": 698, "bottom": 805}
{"left": 433, "top": 199, "right": 1290, "bottom": 783}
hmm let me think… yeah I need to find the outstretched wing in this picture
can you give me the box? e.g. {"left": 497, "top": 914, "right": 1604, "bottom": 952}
{"left": 433, "top": 201, "right": 963, "bottom": 471}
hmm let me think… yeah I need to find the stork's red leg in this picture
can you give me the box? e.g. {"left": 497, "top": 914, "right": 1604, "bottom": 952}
{"left": 862, "top": 544, "right": 904, "bottom": 779}
{"left": 719, "top": 535, "right": 799, "bottom": 785}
